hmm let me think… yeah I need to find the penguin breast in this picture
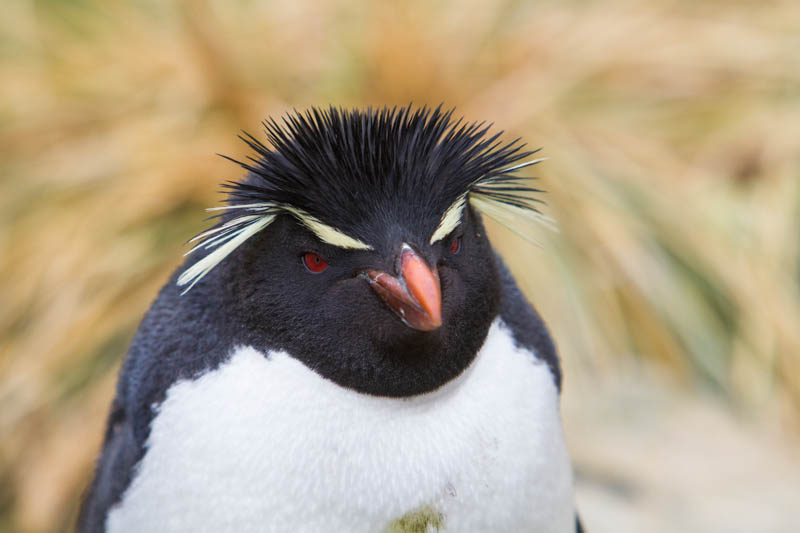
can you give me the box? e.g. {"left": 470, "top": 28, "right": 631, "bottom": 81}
{"left": 107, "top": 319, "right": 575, "bottom": 533}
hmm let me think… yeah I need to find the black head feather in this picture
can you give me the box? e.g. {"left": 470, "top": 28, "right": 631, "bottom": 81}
{"left": 224, "top": 105, "right": 539, "bottom": 240}
{"left": 179, "top": 104, "right": 547, "bottom": 292}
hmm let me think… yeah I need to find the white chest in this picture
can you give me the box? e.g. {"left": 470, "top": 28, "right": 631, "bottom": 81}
{"left": 108, "top": 320, "right": 575, "bottom": 533}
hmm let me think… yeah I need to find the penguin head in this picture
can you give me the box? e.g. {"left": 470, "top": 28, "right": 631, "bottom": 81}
{"left": 179, "top": 105, "right": 546, "bottom": 397}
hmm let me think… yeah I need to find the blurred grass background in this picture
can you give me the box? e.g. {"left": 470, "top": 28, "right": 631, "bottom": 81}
{"left": 1, "top": 0, "right": 800, "bottom": 531}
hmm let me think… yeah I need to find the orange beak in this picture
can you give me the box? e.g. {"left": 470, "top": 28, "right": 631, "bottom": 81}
{"left": 365, "top": 246, "right": 442, "bottom": 331}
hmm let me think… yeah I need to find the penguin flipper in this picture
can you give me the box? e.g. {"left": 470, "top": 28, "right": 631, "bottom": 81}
{"left": 77, "top": 399, "right": 141, "bottom": 533}
{"left": 494, "top": 254, "right": 562, "bottom": 391}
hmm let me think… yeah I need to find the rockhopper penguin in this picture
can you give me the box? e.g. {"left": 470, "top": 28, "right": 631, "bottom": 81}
{"left": 79, "top": 105, "right": 583, "bottom": 532}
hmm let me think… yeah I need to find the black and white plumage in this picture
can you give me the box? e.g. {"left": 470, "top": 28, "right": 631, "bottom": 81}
{"left": 79, "top": 105, "right": 582, "bottom": 532}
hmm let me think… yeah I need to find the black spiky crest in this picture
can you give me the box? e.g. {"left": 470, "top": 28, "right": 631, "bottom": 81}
{"left": 178, "top": 105, "right": 547, "bottom": 292}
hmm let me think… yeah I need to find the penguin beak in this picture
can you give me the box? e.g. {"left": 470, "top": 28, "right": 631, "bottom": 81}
{"left": 364, "top": 246, "right": 442, "bottom": 331}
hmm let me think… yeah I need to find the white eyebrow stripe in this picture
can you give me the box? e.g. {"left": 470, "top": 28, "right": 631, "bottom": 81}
{"left": 282, "top": 206, "right": 373, "bottom": 250}
{"left": 187, "top": 214, "right": 264, "bottom": 245}
{"left": 499, "top": 157, "right": 548, "bottom": 173}
{"left": 177, "top": 214, "right": 277, "bottom": 294}
{"left": 205, "top": 202, "right": 274, "bottom": 212}
{"left": 430, "top": 194, "right": 467, "bottom": 244}
{"left": 468, "top": 194, "right": 555, "bottom": 247}
{"left": 202, "top": 202, "right": 372, "bottom": 250}
{"left": 177, "top": 203, "right": 372, "bottom": 294}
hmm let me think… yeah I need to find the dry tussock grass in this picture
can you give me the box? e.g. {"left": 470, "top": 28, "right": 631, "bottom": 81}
{"left": 1, "top": 0, "right": 799, "bottom": 530}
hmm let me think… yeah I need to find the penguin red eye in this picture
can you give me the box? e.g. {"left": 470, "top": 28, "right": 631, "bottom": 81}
{"left": 449, "top": 237, "right": 461, "bottom": 255}
{"left": 302, "top": 252, "right": 328, "bottom": 273}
